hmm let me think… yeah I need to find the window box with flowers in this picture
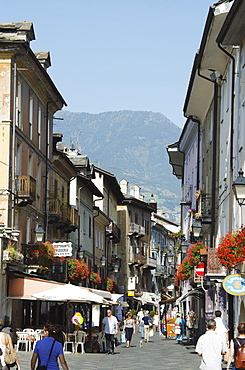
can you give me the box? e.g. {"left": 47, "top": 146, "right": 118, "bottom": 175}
{"left": 90, "top": 272, "right": 101, "bottom": 285}
{"left": 26, "top": 242, "right": 56, "bottom": 261}
{"left": 218, "top": 226, "right": 245, "bottom": 269}
{"left": 67, "top": 258, "right": 89, "bottom": 281}
{"left": 105, "top": 277, "right": 114, "bottom": 292}
{"left": 187, "top": 242, "right": 207, "bottom": 266}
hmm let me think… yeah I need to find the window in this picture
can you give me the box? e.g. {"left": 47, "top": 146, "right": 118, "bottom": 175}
{"left": 54, "top": 179, "right": 58, "bottom": 197}
{"left": 16, "top": 81, "right": 22, "bottom": 128}
{"left": 47, "top": 119, "right": 50, "bottom": 158}
{"left": 135, "top": 213, "right": 138, "bottom": 224}
{"left": 38, "top": 106, "right": 42, "bottom": 149}
{"left": 29, "top": 96, "right": 33, "bottom": 139}
{"left": 83, "top": 211, "right": 86, "bottom": 235}
{"left": 89, "top": 216, "right": 92, "bottom": 238}
{"left": 16, "top": 143, "right": 21, "bottom": 176}
{"left": 28, "top": 152, "right": 33, "bottom": 176}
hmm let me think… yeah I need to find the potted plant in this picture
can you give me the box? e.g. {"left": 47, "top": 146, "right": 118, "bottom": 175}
{"left": 105, "top": 277, "right": 114, "bottom": 291}
{"left": 92, "top": 338, "right": 100, "bottom": 353}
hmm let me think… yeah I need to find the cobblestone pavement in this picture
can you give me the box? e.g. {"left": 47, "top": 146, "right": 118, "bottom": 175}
{"left": 15, "top": 330, "right": 226, "bottom": 369}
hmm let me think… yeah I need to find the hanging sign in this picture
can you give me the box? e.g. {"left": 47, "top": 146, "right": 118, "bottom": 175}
{"left": 53, "top": 242, "right": 72, "bottom": 257}
{"left": 223, "top": 274, "right": 245, "bottom": 296}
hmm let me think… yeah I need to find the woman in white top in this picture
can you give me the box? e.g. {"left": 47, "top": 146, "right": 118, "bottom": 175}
{"left": 123, "top": 313, "right": 135, "bottom": 348}
{"left": 153, "top": 311, "right": 159, "bottom": 332}
{"left": 0, "top": 331, "right": 20, "bottom": 370}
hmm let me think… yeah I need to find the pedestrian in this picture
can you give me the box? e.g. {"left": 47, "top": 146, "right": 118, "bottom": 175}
{"left": 123, "top": 312, "right": 135, "bottom": 348}
{"left": 226, "top": 322, "right": 245, "bottom": 370}
{"left": 101, "top": 309, "right": 118, "bottom": 354}
{"left": 141, "top": 312, "right": 150, "bottom": 343}
{"left": 175, "top": 313, "right": 185, "bottom": 344}
{"left": 196, "top": 319, "right": 227, "bottom": 370}
{"left": 137, "top": 308, "right": 144, "bottom": 324}
{"left": 175, "top": 314, "right": 182, "bottom": 344}
{"left": 30, "top": 322, "right": 69, "bottom": 370}
{"left": 214, "top": 310, "right": 229, "bottom": 346}
{"left": 0, "top": 331, "right": 20, "bottom": 370}
{"left": 153, "top": 311, "right": 159, "bottom": 333}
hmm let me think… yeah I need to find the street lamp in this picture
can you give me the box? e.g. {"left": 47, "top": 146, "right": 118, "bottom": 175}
{"left": 35, "top": 224, "right": 45, "bottom": 242}
{"left": 180, "top": 239, "right": 189, "bottom": 255}
{"left": 114, "top": 263, "right": 119, "bottom": 273}
{"left": 166, "top": 252, "right": 174, "bottom": 265}
{"left": 192, "top": 219, "right": 202, "bottom": 238}
{"left": 232, "top": 169, "right": 245, "bottom": 206}
{"left": 77, "top": 246, "right": 85, "bottom": 260}
{"left": 100, "top": 255, "right": 106, "bottom": 266}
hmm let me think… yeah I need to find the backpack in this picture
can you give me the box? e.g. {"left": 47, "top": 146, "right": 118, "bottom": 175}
{"left": 235, "top": 338, "right": 245, "bottom": 369}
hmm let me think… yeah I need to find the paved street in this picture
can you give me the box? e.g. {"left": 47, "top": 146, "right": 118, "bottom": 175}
{"left": 16, "top": 330, "right": 205, "bottom": 370}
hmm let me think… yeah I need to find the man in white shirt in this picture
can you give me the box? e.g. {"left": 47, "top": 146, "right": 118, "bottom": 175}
{"left": 102, "top": 309, "right": 118, "bottom": 354}
{"left": 214, "top": 310, "right": 229, "bottom": 345}
{"left": 196, "top": 319, "right": 227, "bottom": 370}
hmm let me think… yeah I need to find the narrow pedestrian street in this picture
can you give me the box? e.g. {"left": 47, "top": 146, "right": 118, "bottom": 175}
{"left": 16, "top": 330, "right": 203, "bottom": 370}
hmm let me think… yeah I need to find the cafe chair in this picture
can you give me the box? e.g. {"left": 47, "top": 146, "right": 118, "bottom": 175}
{"left": 98, "top": 332, "right": 106, "bottom": 353}
{"left": 16, "top": 333, "right": 30, "bottom": 352}
{"left": 23, "top": 328, "right": 35, "bottom": 333}
{"left": 75, "top": 331, "right": 87, "bottom": 354}
{"left": 63, "top": 332, "right": 75, "bottom": 353}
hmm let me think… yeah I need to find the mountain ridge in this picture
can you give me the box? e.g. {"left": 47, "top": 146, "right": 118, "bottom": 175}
{"left": 54, "top": 110, "right": 181, "bottom": 222}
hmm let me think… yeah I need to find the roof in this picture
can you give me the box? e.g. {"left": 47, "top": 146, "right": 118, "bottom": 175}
{"left": 94, "top": 166, "right": 124, "bottom": 203}
{"left": 216, "top": 0, "right": 245, "bottom": 45}
{"left": 166, "top": 142, "right": 184, "bottom": 180}
{"left": 78, "top": 174, "right": 103, "bottom": 198}
{"left": 123, "top": 194, "right": 156, "bottom": 212}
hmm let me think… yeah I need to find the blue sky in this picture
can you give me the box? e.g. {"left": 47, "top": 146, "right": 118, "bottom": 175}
{"left": 2, "top": 0, "right": 212, "bottom": 128}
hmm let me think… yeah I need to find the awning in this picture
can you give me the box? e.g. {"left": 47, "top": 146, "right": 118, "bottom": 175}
{"left": 160, "top": 296, "right": 178, "bottom": 304}
{"left": 7, "top": 277, "right": 65, "bottom": 300}
{"left": 176, "top": 289, "right": 204, "bottom": 304}
{"left": 90, "top": 288, "right": 112, "bottom": 300}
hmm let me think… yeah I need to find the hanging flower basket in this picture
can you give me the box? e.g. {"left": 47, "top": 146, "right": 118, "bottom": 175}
{"left": 176, "top": 258, "right": 192, "bottom": 282}
{"left": 105, "top": 277, "right": 114, "bottom": 291}
{"left": 67, "top": 258, "right": 89, "bottom": 281}
{"left": 218, "top": 227, "right": 245, "bottom": 269}
{"left": 90, "top": 272, "right": 101, "bottom": 284}
{"left": 26, "top": 242, "right": 56, "bottom": 260}
{"left": 187, "top": 242, "right": 207, "bottom": 266}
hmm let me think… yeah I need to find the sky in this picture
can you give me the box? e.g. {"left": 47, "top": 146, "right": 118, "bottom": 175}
{"left": 2, "top": 0, "right": 213, "bottom": 128}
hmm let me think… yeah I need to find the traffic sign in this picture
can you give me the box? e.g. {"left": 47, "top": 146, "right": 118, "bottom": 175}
{"left": 195, "top": 262, "right": 205, "bottom": 277}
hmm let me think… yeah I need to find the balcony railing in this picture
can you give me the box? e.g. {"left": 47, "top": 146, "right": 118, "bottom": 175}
{"left": 48, "top": 198, "right": 63, "bottom": 221}
{"left": 129, "top": 223, "right": 140, "bottom": 235}
{"left": 15, "top": 175, "right": 36, "bottom": 206}
{"left": 106, "top": 222, "right": 121, "bottom": 243}
{"left": 181, "top": 184, "right": 193, "bottom": 205}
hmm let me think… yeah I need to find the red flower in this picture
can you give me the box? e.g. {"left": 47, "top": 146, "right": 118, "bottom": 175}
{"left": 218, "top": 227, "right": 245, "bottom": 268}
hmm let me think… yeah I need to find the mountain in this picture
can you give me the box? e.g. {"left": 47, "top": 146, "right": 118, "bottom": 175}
{"left": 54, "top": 110, "right": 181, "bottom": 222}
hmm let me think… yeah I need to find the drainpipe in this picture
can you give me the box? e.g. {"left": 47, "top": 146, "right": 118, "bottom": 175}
{"left": 197, "top": 68, "right": 217, "bottom": 248}
{"left": 11, "top": 48, "right": 29, "bottom": 228}
{"left": 217, "top": 42, "right": 236, "bottom": 341}
{"left": 217, "top": 42, "right": 235, "bottom": 233}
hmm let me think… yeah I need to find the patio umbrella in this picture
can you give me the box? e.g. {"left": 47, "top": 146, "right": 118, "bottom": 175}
{"left": 32, "top": 283, "right": 109, "bottom": 342}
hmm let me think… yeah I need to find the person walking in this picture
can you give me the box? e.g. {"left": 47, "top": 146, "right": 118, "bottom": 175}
{"left": 196, "top": 319, "right": 227, "bottom": 370}
{"left": 214, "top": 310, "right": 229, "bottom": 346}
{"left": 123, "top": 312, "right": 135, "bottom": 348}
{"left": 226, "top": 322, "right": 245, "bottom": 370}
{"left": 0, "top": 331, "right": 20, "bottom": 370}
{"left": 101, "top": 309, "right": 118, "bottom": 354}
{"left": 153, "top": 311, "right": 159, "bottom": 333}
{"left": 141, "top": 312, "right": 150, "bottom": 343}
{"left": 30, "top": 323, "right": 69, "bottom": 370}
{"left": 175, "top": 314, "right": 182, "bottom": 344}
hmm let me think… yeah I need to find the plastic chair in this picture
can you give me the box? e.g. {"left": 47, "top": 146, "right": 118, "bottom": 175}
{"left": 75, "top": 331, "right": 87, "bottom": 354}
{"left": 23, "top": 328, "right": 34, "bottom": 333}
{"left": 63, "top": 332, "right": 75, "bottom": 353}
{"left": 16, "top": 333, "right": 30, "bottom": 352}
{"left": 98, "top": 332, "right": 106, "bottom": 352}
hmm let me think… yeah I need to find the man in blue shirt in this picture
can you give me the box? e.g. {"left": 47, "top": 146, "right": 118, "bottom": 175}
{"left": 102, "top": 309, "right": 118, "bottom": 354}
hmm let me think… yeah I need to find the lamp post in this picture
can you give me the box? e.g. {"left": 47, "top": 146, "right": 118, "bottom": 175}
{"left": 34, "top": 224, "right": 45, "bottom": 243}
{"left": 180, "top": 239, "right": 189, "bottom": 260}
{"left": 232, "top": 169, "right": 245, "bottom": 224}
{"left": 100, "top": 255, "right": 106, "bottom": 290}
{"left": 192, "top": 219, "right": 202, "bottom": 239}
{"left": 77, "top": 246, "right": 85, "bottom": 260}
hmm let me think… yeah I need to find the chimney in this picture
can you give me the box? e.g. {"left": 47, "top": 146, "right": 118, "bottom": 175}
{"left": 119, "top": 179, "right": 128, "bottom": 195}
{"left": 130, "top": 184, "right": 140, "bottom": 199}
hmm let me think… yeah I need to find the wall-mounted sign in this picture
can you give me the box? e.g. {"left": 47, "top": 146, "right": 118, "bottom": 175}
{"left": 53, "top": 242, "right": 72, "bottom": 257}
{"left": 223, "top": 274, "right": 245, "bottom": 296}
{"left": 128, "top": 291, "right": 135, "bottom": 297}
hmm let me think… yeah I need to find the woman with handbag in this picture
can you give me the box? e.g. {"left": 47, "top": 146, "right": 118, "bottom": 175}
{"left": 30, "top": 323, "right": 69, "bottom": 370}
{"left": 0, "top": 331, "right": 20, "bottom": 369}
{"left": 123, "top": 313, "right": 135, "bottom": 348}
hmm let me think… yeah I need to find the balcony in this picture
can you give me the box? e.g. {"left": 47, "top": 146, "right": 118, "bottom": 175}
{"left": 147, "top": 256, "right": 157, "bottom": 269}
{"left": 63, "top": 206, "right": 79, "bottom": 233}
{"left": 106, "top": 222, "right": 121, "bottom": 243}
{"left": 137, "top": 226, "right": 145, "bottom": 238}
{"left": 48, "top": 198, "right": 63, "bottom": 223}
{"left": 15, "top": 175, "right": 36, "bottom": 207}
{"left": 180, "top": 184, "right": 193, "bottom": 205}
{"left": 128, "top": 223, "right": 140, "bottom": 235}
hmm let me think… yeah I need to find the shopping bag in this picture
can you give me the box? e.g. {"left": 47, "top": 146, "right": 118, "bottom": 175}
{"left": 120, "top": 332, "right": 126, "bottom": 343}
{"left": 149, "top": 329, "right": 154, "bottom": 337}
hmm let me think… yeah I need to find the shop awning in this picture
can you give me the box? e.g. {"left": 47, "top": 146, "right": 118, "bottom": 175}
{"left": 90, "top": 288, "right": 112, "bottom": 300}
{"left": 176, "top": 289, "right": 204, "bottom": 304}
{"left": 7, "top": 277, "right": 65, "bottom": 300}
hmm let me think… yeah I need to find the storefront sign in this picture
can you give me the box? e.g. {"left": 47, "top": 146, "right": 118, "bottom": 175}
{"left": 223, "top": 274, "right": 245, "bottom": 296}
{"left": 53, "top": 242, "right": 72, "bottom": 257}
{"left": 128, "top": 291, "right": 135, "bottom": 297}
